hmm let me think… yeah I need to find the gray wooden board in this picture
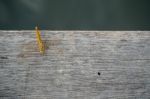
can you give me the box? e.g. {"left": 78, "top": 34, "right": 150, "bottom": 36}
{"left": 0, "top": 31, "right": 150, "bottom": 99}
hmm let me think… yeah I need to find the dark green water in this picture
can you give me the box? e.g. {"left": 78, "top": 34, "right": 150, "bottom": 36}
{"left": 0, "top": 0, "right": 150, "bottom": 30}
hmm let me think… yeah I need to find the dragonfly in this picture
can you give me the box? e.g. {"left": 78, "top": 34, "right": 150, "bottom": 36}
{"left": 35, "top": 26, "right": 45, "bottom": 54}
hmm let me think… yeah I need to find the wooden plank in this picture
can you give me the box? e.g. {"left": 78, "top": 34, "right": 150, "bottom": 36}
{"left": 0, "top": 31, "right": 150, "bottom": 99}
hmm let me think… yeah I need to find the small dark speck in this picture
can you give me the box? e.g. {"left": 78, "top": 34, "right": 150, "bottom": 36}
{"left": 0, "top": 56, "right": 8, "bottom": 59}
{"left": 98, "top": 72, "right": 101, "bottom": 76}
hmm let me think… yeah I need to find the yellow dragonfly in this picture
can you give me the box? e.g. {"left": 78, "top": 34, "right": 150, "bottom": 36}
{"left": 35, "top": 26, "right": 45, "bottom": 54}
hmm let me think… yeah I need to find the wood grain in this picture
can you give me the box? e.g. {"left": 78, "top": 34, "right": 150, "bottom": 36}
{"left": 0, "top": 31, "right": 150, "bottom": 99}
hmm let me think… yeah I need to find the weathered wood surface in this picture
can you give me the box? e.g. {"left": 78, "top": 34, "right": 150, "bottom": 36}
{"left": 0, "top": 31, "right": 150, "bottom": 99}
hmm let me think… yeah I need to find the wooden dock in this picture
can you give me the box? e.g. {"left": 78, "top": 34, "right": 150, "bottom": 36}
{"left": 0, "top": 31, "right": 150, "bottom": 99}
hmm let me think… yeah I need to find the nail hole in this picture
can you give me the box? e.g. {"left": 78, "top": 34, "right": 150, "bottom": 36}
{"left": 98, "top": 72, "right": 101, "bottom": 76}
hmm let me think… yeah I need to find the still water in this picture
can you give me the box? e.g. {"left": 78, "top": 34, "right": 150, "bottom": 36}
{"left": 0, "top": 0, "right": 150, "bottom": 30}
